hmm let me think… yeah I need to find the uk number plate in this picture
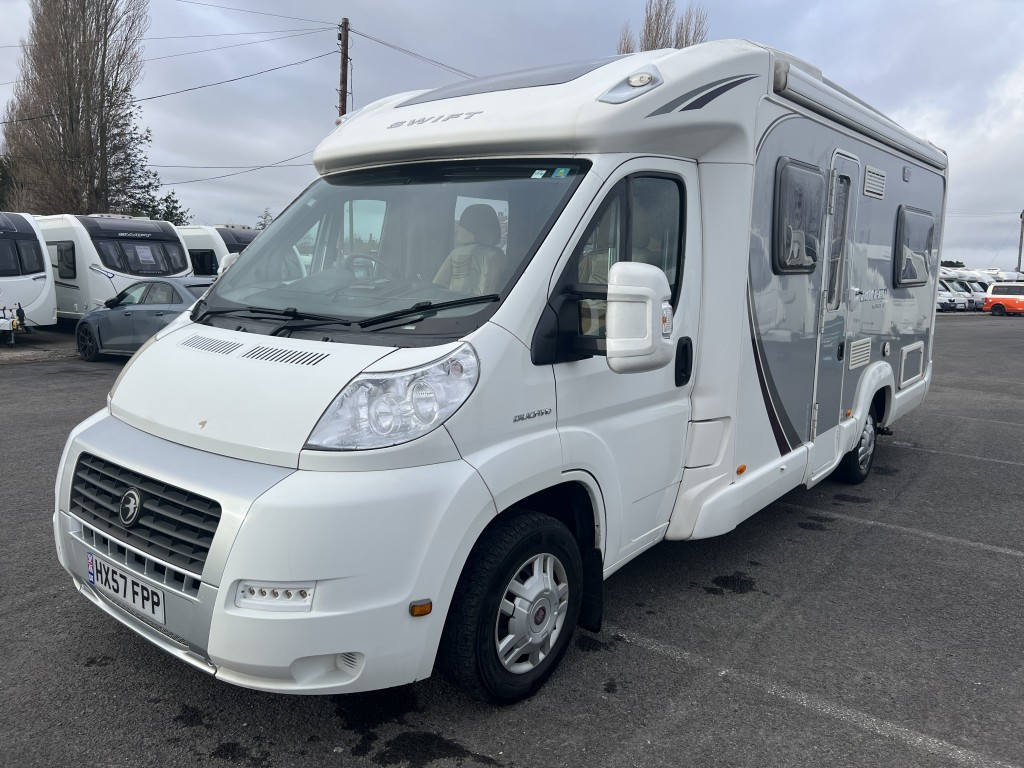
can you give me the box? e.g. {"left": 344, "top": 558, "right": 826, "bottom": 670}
{"left": 87, "top": 552, "right": 166, "bottom": 624}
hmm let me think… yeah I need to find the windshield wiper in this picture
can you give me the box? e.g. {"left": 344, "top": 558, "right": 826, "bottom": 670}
{"left": 192, "top": 303, "right": 354, "bottom": 327}
{"left": 357, "top": 294, "right": 500, "bottom": 329}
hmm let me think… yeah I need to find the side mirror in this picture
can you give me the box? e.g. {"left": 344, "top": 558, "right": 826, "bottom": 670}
{"left": 103, "top": 297, "right": 119, "bottom": 308}
{"left": 605, "top": 261, "right": 674, "bottom": 373}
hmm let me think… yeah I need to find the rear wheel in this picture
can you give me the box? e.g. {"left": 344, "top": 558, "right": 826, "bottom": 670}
{"left": 439, "top": 511, "right": 582, "bottom": 704}
{"left": 834, "top": 409, "right": 876, "bottom": 484}
{"left": 992, "top": 304, "right": 1006, "bottom": 316}
{"left": 77, "top": 324, "right": 100, "bottom": 362}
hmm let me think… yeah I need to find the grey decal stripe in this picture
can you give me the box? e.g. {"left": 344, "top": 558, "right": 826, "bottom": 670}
{"left": 681, "top": 75, "right": 759, "bottom": 111}
{"left": 647, "top": 74, "right": 757, "bottom": 117}
{"left": 747, "top": 291, "right": 791, "bottom": 456}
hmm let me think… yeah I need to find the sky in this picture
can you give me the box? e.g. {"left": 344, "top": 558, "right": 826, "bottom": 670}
{"left": 1, "top": 0, "right": 1022, "bottom": 269}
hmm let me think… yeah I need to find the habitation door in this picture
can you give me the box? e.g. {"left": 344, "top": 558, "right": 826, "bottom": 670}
{"left": 809, "top": 152, "right": 859, "bottom": 475}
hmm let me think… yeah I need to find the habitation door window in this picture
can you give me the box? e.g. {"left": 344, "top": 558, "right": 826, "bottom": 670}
{"left": 826, "top": 175, "right": 851, "bottom": 310}
{"left": 773, "top": 158, "right": 826, "bottom": 275}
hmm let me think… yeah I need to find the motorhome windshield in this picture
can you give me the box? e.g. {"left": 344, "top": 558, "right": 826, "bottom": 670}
{"left": 203, "top": 160, "right": 588, "bottom": 336}
{"left": 94, "top": 238, "right": 189, "bottom": 277}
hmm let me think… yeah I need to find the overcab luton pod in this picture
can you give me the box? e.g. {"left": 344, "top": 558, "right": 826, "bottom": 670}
{"left": 53, "top": 40, "right": 947, "bottom": 703}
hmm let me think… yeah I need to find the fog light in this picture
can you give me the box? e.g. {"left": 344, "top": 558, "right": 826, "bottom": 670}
{"left": 236, "top": 581, "right": 316, "bottom": 612}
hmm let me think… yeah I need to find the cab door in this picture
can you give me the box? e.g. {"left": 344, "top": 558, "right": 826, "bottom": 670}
{"left": 809, "top": 152, "right": 858, "bottom": 476}
{"left": 549, "top": 159, "right": 701, "bottom": 564}
{"left": 132, "top": 281, "right": 178, "bottom": 345}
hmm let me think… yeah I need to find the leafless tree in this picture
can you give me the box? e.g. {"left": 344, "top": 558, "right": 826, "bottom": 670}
{"left": 617, "top": 0, "right": 709, "bottom": 54}
{"left": 2, "top": 0, "right": 151, "bottom": 214}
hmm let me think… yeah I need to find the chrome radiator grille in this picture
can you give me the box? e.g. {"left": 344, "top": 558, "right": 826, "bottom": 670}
{"left": 70, "top": 453, "right": 222, "bottom": 577}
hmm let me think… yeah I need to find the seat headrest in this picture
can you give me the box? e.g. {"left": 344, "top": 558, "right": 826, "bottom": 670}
{"left": 459, "top": 204, "right": 501, "bottom": 247}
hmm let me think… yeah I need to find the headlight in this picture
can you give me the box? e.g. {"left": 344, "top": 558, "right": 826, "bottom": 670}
{"left": 306, "top": 343, "right": 479, "bottom": 450}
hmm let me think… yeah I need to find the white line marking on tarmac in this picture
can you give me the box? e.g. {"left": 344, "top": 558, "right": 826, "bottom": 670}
{"left": 784, "top": 502, "right": 1024, "bottom": 559}
{"left": 607, "top": 626, "right": 1022, "bottom": 768}
{"left": 884, "top": 442, "right": 1024, "bottom": 468}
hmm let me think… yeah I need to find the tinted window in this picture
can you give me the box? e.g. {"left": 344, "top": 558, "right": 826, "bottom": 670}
{"left": 17, "top": 241, "right": 45, "bottom": 274}
{"left": 189, "top": 248, "right": 218, "bottom": 276}
{"left": 95, "top": 239, "right": 189, "bottom": 276}
{"left": 56, "top": 242, "right": 76, "bottom": 279}
{"left": 118, "top": 283, "right": 150, "bottom": 306}
{"left": 893, "top": 207, "right": 933, "bottom": 288}
{"left": 773, "top": 159, "right": 825, "bottom": 275}
{"left": 144, "top": 283, "right": 177, "bottom": 304}
{"left": 0, "top": 241, "right": 18, "bottom": 276}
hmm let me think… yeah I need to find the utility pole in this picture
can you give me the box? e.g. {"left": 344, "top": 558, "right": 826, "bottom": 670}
{"left": 337, "top": 17, "right": 350, "bottom": 123}
{"left": 1017, "top": 209, "right": 1024, "bottom": 273}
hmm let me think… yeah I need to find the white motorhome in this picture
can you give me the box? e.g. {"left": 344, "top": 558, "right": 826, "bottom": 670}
{"left": 0, "top": 211, "right": 56, "bottom": 328}
{"left": 35, "top": 214, "right": 192, "bottom": 320}
{"left": 53, "top": 40, "right": 947, "bottom": 704}
{"left": 175, "top": 224, "right": 260, "bottom": 276}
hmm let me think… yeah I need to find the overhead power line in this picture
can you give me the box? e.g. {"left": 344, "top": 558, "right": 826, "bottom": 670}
{"left": 160, "top": 150, "right": 314, "bottom": 186}
{"left": 0, "top": 27, "right": 333, "bottom": 49}
{"left": 0, "top": 29, "right": 329, "bottom": 87}
{"left": 0, "top": 50, "right": 335, "bottom": 125}
{"left": 349, "top": 27, "right": 475, "bottom": 79}
{"left": 173, "top": 0, "right": 333, "bottom": 25}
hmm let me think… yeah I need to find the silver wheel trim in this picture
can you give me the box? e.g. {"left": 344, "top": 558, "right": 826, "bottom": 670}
{"left": 494, "top": 552, "right": 569, "bottom": 674}
{"left": 857, "top": 415, "right": 876, "bottom": 470}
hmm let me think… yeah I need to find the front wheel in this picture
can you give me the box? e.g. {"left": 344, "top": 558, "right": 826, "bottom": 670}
{"left": 77, "top": 324, "right": 100, "bottom": 362}
{"left": 439, "top": 511, "right": 582, "bottom": 704}
{"left": 834, "top": 409, "right": 876, "bottom": 484}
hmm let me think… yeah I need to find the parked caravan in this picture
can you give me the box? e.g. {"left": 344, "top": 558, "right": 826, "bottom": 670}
{"left": 53, "top": 40, "right": 947, "bottom": 704}
{"left": 35, "top": 214, "right": 192, "bottom": 320}
{"left": 175, "top": 224, "right": 260, "bottom": 276}
{"left": 0, "top": 211, "right": 56, "bottom": 328}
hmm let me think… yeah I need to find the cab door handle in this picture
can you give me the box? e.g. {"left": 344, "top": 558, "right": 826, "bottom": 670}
{"left": 675, "top": 337, "right": 693, "bottom": 387}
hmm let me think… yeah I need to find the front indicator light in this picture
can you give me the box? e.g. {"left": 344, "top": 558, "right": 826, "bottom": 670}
{"left": 235, "top": 581, "right": 315, "bottom": 612}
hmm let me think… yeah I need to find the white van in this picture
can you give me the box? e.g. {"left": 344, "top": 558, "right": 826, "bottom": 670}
{"left": 175, "top": 224, "right": 260, "bottom": 277}
{"left": 36, "top": 214, "right": 192, "bottom": 320}
{"left": 0, "top": 211, "right": 56, "bottom": 328}
{"left": 53, "top": 40, "right": 947, "bottom": 703}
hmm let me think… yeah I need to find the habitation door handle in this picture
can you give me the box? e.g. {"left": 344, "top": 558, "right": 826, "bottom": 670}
{"left": 32, "top": 274, "right": 47, "bottom": 281}
{"left": 837, "top": 342, "right": 845, "bottom": 361}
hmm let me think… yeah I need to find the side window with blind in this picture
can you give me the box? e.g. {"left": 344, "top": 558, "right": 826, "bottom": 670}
{"left": 773, "top": 158, "right": 826, "bottom": 275}
{"left": 893, "top": 206, "right": 933, "bottom": 288}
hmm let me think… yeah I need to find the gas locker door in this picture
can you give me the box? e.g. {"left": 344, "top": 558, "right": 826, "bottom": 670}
{"left": 809, "top": 152, "right": 859, "bottom": 477}
{"left": 552, "top": 158, "right": 700, "bottom": 564}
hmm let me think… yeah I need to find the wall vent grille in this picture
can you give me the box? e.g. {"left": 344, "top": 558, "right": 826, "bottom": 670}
{"left": 864, "top": 167, "right": 886, "bottom": 199}
{"left": 848, "top": 337, "right": 872, "bottom": 370}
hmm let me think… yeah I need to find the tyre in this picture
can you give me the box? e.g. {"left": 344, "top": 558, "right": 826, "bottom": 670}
{"left": 439, "top": 511, "right": 582, "bottom": 704}
{"left": 834, "top": 408, "right": 876, "bottom": 484}
{"left": 77, "top": 324, "right": 100, "bottom": 362}
{"left": 991, "top": 304, "right": 1005, "bottom": 316}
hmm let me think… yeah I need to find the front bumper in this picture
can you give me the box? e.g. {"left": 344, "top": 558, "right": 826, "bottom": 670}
{"left": 53, "top": 412, "right": 496, "bottom": 694}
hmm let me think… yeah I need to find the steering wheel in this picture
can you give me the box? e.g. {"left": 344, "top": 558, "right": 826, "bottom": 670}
{"left": 342, "top": 253, "right": 396, "bottom": 280}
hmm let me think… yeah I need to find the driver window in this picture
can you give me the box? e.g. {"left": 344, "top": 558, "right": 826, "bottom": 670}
{"left": 570, "top": 175, "right": 684, "bottom": 336}
{"left": 120, "top": 283, "right": 149, "bottom": 306}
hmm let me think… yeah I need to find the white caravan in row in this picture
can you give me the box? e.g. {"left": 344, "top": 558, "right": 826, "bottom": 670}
{"left": 175, "top": 224, "right": 260, "bottom": 276}
{"left": 53, "top": 40, "right": 947, "bottom": 704}
{"left": 0, "top": 211, "right": 56, "bottom": 328}
{"left": 35, "top": 214, "right": 192, "bottom": 320}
